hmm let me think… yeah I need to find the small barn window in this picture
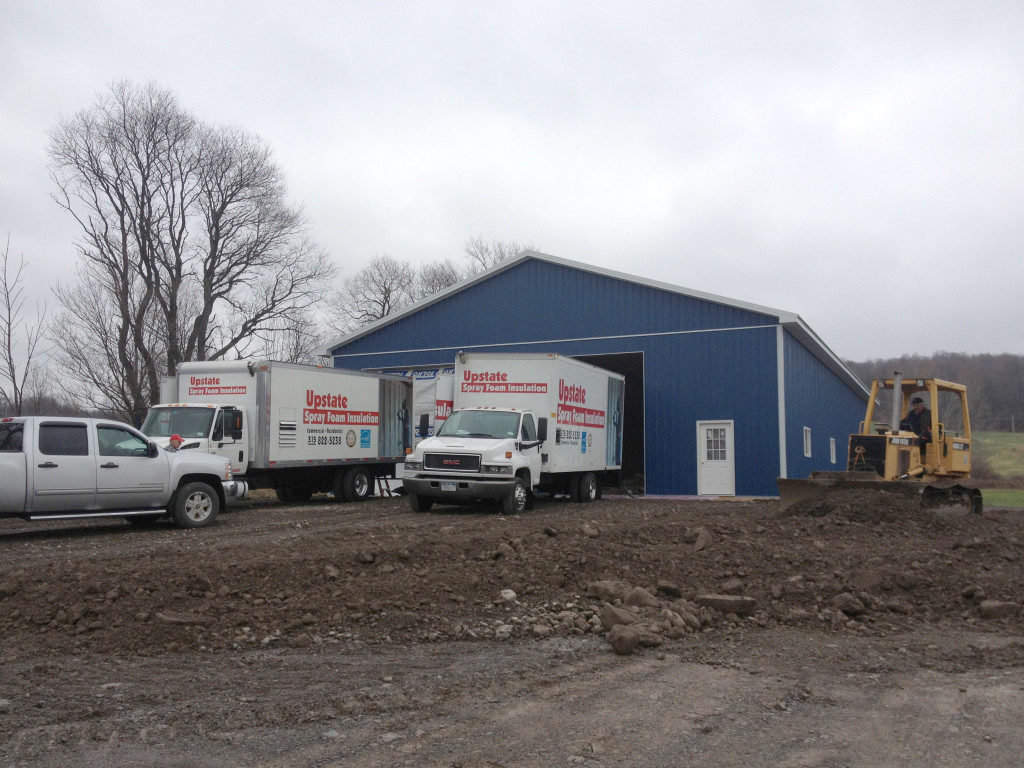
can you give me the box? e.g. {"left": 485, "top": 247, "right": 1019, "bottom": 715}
{"left": 803, "top": 427, "right": 812, "bottom": 458}
{"left": 830, "top": 437, "right": 837, "bottom": 464}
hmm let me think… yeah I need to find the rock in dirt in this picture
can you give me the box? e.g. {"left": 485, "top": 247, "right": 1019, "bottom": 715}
{"left": 831, "top": 592, "right": 867, "bottom": 616}
{"left": 532, "top": 624, "right": 552, "bottom": 638}
{"left": 0, "top": 698, "right": 11, "bottom": 714}
{"left": 696, "top": 594, "right": 756, "bottom": 616}
{"left": 499, "top": 589, "right": 517, "bottom": 602}
{"left": 358, "top": 552, "right": 376, "bottom": 564}
{"left": 324, "top": 565, "right": 341, "bottom": 579}
{"left": 668, "top": 603, "right": 701, "bottom": 630}
{"left": 693, "top": 527, "right": 712, "bottom": 551}
{"left": 623, "top": 587, "right": 660, "bottom": 609}
{"left": 599, "top": 604, "right": 640, "bottom": 631}
{"left": 587, "top": 580, "right": 631, "bottom": 603}
{"left": 580, "top": 524, "right": 600, "bottom": 538}
{"left": 978, "top": 600, "right": 1020, "bottom": 619}
{"left": 720, "top": 578, "right": 744, "bottom": 595}
{"left": 0, "top": 582, "right": 21, "bottom": 599}
{"left": 655, "top": 581, "right": 682, "bottom": 598}
{"left": 607, "top": 624, "right": 640, "bottom": 655}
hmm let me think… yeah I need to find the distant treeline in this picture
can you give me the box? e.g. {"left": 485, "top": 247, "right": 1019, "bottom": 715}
{"left": 845, "top": 352, "right": 1024, "bottom": 432}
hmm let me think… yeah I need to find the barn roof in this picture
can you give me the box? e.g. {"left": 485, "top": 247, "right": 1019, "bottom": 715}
{"left": 322, "top": 250, "right": 867, "bottom": 397}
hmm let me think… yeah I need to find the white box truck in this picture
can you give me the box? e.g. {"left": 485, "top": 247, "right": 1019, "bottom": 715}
{"left": 402, "top": 353, "right": 625, "bottom": 514}
{"left": 142, "top": 360, "right": 412, "bottom": 503}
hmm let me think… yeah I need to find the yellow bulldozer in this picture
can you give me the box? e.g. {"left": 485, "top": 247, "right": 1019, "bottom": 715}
{"left": 777, "top": 372, "right": 982, "bottom": 513}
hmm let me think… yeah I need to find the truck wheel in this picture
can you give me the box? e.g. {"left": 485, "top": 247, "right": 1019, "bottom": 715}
{"left": 342, "top": 468, "right": 372, "bottom": 502}
{"left": 568, "top": 474, "right": 582, "bottom": 502}
{"left": 578, "top": 472, "right": 598, "bottom": 503}
{"left": 172, "top": 482, "right": 220, "bottom": 528}
{"left": 502, "top": 477, "right": 529, "bottom": 515}
{"left": 409, "top": 494, "right": 434, "bottom": 512}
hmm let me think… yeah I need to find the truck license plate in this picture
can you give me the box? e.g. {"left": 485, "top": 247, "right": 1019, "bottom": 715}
{"left": 440, "top": 482, "right": 457, "bottom": 492}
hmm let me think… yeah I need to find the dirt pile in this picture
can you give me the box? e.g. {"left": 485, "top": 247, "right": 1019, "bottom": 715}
{"left": 0, "top": 495, "right": 1022, "bottom": 662}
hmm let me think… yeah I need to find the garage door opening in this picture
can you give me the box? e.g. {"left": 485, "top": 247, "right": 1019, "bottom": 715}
{"left": 572, "top": 352, "right": 645, "bottom": 492}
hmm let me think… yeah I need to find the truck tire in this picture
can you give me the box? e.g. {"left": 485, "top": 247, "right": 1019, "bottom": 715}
{"left": 502, "top": 477, "right": 529, "bottom": 515}
{"left": 408, "top": 494, "right": 433, "bottom": 512}
{"left": 577, "top": 472, "right": 598, "bottom": 503}
{"left": 569, "top": 474, "right": 582, "bottom": 502}
{"left": 342, "top": 467, "right": 372, "bottom": 502}
{"left": 172, "top": 481, "right": 220, "bottom": 528}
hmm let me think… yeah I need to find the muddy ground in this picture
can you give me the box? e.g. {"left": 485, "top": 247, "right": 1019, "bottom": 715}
{"left": 1, "top": 490, "right": 1022, "bottom": 767}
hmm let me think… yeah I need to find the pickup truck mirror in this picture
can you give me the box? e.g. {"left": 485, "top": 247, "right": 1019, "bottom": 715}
{"left": 181, "top": 440, "right": 201, "bottom": 450}
{"left": 147, "top": 442, "right": 159, "bottom": 458}
{"left": 537, "top": 417, "right": 548, "bottom": 442}
{"left": 418, "top": 413, "right": 430, "bottom": 437}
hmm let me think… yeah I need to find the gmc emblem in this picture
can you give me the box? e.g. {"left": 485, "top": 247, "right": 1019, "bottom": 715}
{"left": 442, "top": 459, "right": 460, "bottom": 465}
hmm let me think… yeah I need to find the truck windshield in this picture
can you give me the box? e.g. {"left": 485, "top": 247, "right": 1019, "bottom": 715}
{"left": 436, "top": 410, "right": 520, "bottom": 439}
{"left": 141, "top": 407, "right": 216, "bottom": 439}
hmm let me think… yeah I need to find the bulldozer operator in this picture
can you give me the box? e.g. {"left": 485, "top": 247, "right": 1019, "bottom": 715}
{"left": 901, "top": 396, "right": 932, "bottom": 442}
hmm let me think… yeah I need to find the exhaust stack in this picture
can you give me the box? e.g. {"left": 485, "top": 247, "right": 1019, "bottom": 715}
{"left": 890, "top": 371, "right": 903, "bottom": 432}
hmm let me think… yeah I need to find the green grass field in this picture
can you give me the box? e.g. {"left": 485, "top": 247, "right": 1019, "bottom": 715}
{"left": 973, "top": 430, "right": 1024, "bottom": 481}
{"left": 980, "top": 488, "right": 1024, "bottom": 508}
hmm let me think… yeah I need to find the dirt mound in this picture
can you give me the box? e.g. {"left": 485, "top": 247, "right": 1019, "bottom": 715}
{"left": 783, "top": 486, "right": 958, "bottom": 529}
{"left": 0, "top": 496, "right": 1021, "bottom": 663}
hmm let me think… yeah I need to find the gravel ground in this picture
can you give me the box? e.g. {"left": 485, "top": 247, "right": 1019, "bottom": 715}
{"left": 1, "top": 491, "right": 1022, "bottom": 766}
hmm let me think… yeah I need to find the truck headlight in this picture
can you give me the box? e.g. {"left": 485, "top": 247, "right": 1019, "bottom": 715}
{"left": 483, "top": 464, "right": 513, "bottom": 474}
{"left": 404, "top": 460, "right": 422, "bottom": 471}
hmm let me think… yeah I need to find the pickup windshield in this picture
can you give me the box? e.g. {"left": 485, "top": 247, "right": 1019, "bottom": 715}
{"left": 436, "top": 410, "right": 520, "bottom": 439}
{"left": 141, "top": 407, "right": 215, "bottom": 439}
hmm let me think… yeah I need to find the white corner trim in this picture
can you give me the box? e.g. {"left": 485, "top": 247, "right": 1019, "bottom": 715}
{"left": 777, "top": 325, "right": 787, "bottom": 479}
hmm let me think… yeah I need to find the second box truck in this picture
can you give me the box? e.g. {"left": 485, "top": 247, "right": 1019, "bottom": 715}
{"left": 402, "top": 353, "right": 625, "bottom": 513}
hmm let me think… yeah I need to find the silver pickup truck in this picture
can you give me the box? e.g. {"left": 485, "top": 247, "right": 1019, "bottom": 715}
{"left": 0, "top": 416, "right": 243, "bottom": 528}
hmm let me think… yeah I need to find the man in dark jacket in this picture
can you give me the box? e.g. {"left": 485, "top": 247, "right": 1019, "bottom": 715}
{"left": 902, "top": 397, "right": 932, "bottom": 439}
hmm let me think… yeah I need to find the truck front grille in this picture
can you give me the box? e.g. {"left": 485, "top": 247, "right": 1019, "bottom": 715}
{"left": 848, "top": 435, "right": 886, "bottom": 474}
{"left": 424, "top": 453, "right": 481, "bottom": 472}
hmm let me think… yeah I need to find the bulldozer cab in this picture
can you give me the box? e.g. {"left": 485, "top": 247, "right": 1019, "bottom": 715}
{"left": 858, "top": 377, "right": 972, "bottom": 478}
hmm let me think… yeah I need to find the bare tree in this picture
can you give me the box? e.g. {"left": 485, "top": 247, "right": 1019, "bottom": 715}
{"left": 333, "top": 254, "right": 415, "bottom": 332}
{"left": 48, "top": 81, "right": 334, "bottom": 422}
{"left": 252, "top": 309, "right": 328, "bottom": 365}
{"left": 0, "top": 235, "right": 48, "bottom": 415}
{"left": 463, "top": 236, "right": 533, "bottom": 273}
{"left": 414, "top": 258, "right": 462, "bottom": 299}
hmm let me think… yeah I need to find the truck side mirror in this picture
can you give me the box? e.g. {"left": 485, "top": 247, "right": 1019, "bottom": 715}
{"left": 537, "top": 417, "right": 548, "bottom": 442}
{"left": 418, "top": 413, "right": 430, "bottom": 437}
{"left": 147, "top": 442, "right": 159, "bottom": 458}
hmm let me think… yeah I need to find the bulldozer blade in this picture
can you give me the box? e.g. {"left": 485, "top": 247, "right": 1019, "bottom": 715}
{"left": 775, "top": 472, "right": 921, "bottom": 512}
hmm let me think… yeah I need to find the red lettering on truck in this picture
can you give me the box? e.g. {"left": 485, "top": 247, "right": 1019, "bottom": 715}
{"left": 305, "top": 390, "right": 349, "bottom": 409}
{"left": 558, "top": 379, "right": 586, "bottom": 404}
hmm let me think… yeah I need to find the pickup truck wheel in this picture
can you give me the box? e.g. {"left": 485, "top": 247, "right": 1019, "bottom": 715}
{"left": 409, "top": 494, "right": 433, "bottom": 512}
{"left": 502, "top": 478, "right": 529, "bottom": 515}
{"left": 342, "top": 468, "right": 372, "bottom": 502}
{"left": 172, "top": 482, "right": 220, "bottom": 528}
{"left": 578, "top": 472, "right": 598, "bottom": 503}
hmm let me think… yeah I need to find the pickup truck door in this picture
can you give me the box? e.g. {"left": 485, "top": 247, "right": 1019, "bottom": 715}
{"left": 0, "top": 421, "right": 27, "bottom": 515}
{"left": 32, "top": 420, "right": 97, "bottom": 513}
{"left": 95, "top": 423, "right": 170, "bottom": 509}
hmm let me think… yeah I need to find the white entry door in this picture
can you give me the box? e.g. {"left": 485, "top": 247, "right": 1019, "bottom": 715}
{"left": 696, "top": 420, "right": 735, "bottom": 496}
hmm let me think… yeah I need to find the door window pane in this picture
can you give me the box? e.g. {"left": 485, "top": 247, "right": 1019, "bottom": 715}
{"left": 0, "top": 424, "right": 23, "bottom": 452}
{"left": 97, "top": 425, "right": 150, "bottom": 457}
{"left": 39, "top": 423, "right": 89, "bottom": 456}
{"left": 521, "top": 414, "right": 537, "bottom": 441}
{"left": 706, "top": 427, "right": 727, "bottom": 461}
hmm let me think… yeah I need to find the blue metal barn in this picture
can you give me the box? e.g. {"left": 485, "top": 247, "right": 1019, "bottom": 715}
{"left": 324, "top": 251, "right": 867, "bottom": 496}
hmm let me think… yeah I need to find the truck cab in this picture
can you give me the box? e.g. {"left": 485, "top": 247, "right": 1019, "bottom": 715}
{"left": 402, "top": 407, "right": 547, "bottom": 514}
{"left": 141, "top": 403, "right": 247, "bottom": 474}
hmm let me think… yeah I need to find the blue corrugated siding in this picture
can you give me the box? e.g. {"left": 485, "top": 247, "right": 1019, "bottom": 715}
{"left": 330, "top": 259, "right": 776, "bottom": 360}
{"left": 783, "top": 331, "right": 866, "bottom": 478}
{"left": 328, "top": 257, "right": 860, "bottom": 496}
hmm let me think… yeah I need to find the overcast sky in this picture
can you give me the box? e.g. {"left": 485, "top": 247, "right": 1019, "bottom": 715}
{"left": 2, "top": 0, "right": 1021, "bottom": 361}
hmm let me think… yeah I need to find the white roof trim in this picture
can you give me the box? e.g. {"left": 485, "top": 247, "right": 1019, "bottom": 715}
{"left": 321, "top": 250, "right": 867, "bottom": 398}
